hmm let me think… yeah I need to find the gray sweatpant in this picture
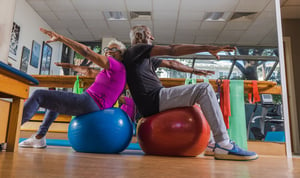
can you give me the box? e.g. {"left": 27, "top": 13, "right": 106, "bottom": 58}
{"left": 159, "top": 82, "right": 229, "bottom": 143}
{"left": 22, "top": 90, "right": 100, "bottom": 137}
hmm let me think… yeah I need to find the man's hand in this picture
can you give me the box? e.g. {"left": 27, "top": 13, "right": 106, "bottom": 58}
{"left": 118, "top": 94, "right": 126, "bottom": 104}
{"left": 208, "top": 46, "right": 236, "bottom": 60}
{"left": 40, "top": 28, "right": 61, "bottom": 43}
{"left": 193, "top": 69, "right": 215, "bottom": 76}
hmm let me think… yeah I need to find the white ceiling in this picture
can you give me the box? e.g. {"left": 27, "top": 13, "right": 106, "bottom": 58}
{"left": 25, "top": 0, "right": 300, "bottom": 46}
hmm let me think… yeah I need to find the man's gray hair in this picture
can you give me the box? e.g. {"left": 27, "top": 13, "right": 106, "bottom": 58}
{"left": 129, "top": 25, "right": 149, "bottom": 45}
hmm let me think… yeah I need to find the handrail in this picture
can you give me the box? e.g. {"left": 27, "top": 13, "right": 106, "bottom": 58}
{"left": 31, "top": 75, "right": 282, "bottom": 95}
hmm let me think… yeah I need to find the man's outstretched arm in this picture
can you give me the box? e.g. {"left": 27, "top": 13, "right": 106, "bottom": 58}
{"left": 159, "top": 60, "right": 215, "bottom": 76}
{"left": 150, "top": 44, "right": 236, "bottom": 60}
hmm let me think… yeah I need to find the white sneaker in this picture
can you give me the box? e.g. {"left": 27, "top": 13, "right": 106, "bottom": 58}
{"left": 19, "top": 134, "right": 47, "bottom": 148}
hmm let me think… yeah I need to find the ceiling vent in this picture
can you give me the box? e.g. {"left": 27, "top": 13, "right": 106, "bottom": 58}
{"left": 103, "top": 11, "right": 127, "bottom": 21}
{"left": 130, "top": 11, "right": 152, "bottom": 20}
{"left": 230, "top": 12, "right": 257, "bottom": 21}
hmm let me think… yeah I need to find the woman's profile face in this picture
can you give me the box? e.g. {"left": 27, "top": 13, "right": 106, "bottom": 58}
{"left": 104, "top": 44, "right": 122, "bottom": 60}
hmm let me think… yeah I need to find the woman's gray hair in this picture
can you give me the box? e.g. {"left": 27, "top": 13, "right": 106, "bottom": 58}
{"left": 107, "top": 39, "right": 126, "bottom": 54}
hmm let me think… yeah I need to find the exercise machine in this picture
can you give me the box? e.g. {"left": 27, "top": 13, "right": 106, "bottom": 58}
{"left": 247, "top": 94, "right": 283, "bottom": 140}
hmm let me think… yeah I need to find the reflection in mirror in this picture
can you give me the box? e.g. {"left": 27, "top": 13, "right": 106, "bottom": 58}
{"left": 155, "top": 0, "right": 283, "bottom": 145}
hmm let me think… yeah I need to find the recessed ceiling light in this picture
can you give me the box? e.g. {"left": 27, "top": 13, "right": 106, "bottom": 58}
{"left": 204, "top": 12, "right": 231, "bottom": 22}
{"left": 103, "top": 11, "right": 127, "bottom": 21}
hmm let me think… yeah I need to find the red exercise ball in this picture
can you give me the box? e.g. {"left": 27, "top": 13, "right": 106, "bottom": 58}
{"left": 137, "top": 105, "right": 211, "bottom": 157}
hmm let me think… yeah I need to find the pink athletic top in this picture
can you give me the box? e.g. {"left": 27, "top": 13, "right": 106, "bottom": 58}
{"left": 86, "top": 56, "right": 126, "bottom": 110}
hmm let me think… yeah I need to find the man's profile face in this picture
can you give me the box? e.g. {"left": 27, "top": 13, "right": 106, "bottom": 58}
{"left": 144, "top": 26, "right": 154, "bottom": 45}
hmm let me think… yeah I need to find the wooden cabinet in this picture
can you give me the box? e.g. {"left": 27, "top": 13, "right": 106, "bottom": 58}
{"left": 0, "top": 99, "right": 10, "bottom": 143}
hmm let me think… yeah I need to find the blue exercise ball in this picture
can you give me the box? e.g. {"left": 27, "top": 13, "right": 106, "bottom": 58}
{"left": 68, "top": 108, "right": 133, "bottom": 153}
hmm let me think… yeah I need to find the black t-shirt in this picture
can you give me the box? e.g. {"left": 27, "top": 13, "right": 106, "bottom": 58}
{"left": 123, "top": 44, "right": 163, "bottom": 117}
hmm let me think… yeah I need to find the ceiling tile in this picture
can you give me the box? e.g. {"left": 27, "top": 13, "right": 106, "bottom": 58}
{"left": 174, "top": 36, "right": 195, "bottom": 44}
{"left": 84, "top": 19, "right": 107, "bottom": 28}
{"left": 216, "top": 30, "right": 244, "bottom": 44}
{"left": 235, "top": 0, "right": 271, "bottom": 12}
{"left": 153, "top": 20, "right": 177, "bottom": 29}
{"left": 180, "top": 0, "right": 239, "bottom": 12}
{"left": 175, "top": 30, "right": 197, "bottom": 43}
{"left": 107, "top": 21, "right": 131, "bottom": 36}
{"left": 130, "top": 20, "right": 153, "bottom": 29}
{"left": 72, "top": 0, "right": 103, "bottom": 10}
{"left": 73, "top": 0, "right": 126, "bottom": 11}
{"left": 259, "top": 28, "right": 278, "bottom": 46}
{"left": 68, "top": 27, "right": 91, "bottom": 36}
{"left": 55, "top": 11, "right": 82, "bottom": 21}
{"left": 200, "top": 21, "right": 226, "bottom": 31}
{"left": 153, "top": 0, "right": 180, "bottom": 11}
{"left": 153, "top": 21, "right": 177, "bottom": 36}
{"left": 175, "top": 29, "right": 197, "bottom": 36}
{"left": 78, "top": 11, "right": 105, "bottom": 21}
{"left": 45, "top": 19, "right": 66, "bottom": 29}
{"left": 76, "top": 34, "right": 95, "bottom": 42}
{"left": 90, "top": 25, "right": 111, "bottom": 36}
{"left": 36, "top": 11, "right": 59, "bottom": 21}
{"left": 238, "top": 29, "right": 270, "bottom": 46}
{"left": 52, "top": 28, "right": 75, "bottom": 39}
{"left": 265, "top": 0, "right": 276, "bottom": 12}
{"left": 45, "top": 0, "right": 75, "bottom": 11}
{"left": 126, "top": 0, "right": 152, "bottom": 11}
{"left": 224, "top": 21, "right": 252, "bottom": 30}
{"left": 153, "top": 37, "right": 173, "bottom": 45}
{"left": 250, "top": 11, "right": 276, "bottom": 29}
{"left": 178, "top": 11, "right": 205, "bottom": 21}
{"left": 195, "top": 34, "right": 218, "bottom": 44}
{"left": 60, "top": 19, "right": 86, "bottom": 28}
{"left": 26, "top": 0, "right": 51, "bottom": 11}
{"left": 176, "top": 21, "right": 200, "bottom": 30}
{"left": 153, "top": 11, "right": 178, "bottom": 21}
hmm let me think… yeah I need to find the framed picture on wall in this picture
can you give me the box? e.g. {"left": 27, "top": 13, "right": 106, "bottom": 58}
{"left": 20, "top": 46, "right": 30, "bottom": 73}
{"left": 39, "top": 41, "right": 52, "bottom": 75}
{"left": 30, "top": 40, "right": 41, "bottom": 68}
{"left": 8, "top": 22, "right": 21, "bottom": 60}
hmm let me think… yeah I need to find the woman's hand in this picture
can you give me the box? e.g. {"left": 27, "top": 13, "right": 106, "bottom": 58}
{"left": 40, "top": 28, "right": 62, "bottom": 43}
{"left": 193, "top": 69, "right": 215, "bottom": 76}
{"left": 54, "top": 62, "right": 74, "bottom": 69}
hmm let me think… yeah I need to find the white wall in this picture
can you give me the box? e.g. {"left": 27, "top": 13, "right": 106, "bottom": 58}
{"left": 0, "top": 0, "right": 16, "bottom": 63}
{"left": 8, "top": 0, "right": 61, "bottom": 75}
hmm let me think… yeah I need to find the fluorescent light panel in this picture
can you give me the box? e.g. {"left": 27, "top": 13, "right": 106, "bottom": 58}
{"left": 204, "top": 12, "right": 231, "bottom": 22}
{"left": 103, "top": 11, "right": 127, "bottom": 21}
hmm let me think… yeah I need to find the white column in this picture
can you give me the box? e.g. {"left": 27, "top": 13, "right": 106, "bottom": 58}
{"left": 0, "top": 0, "right": 16, "bottom": 63}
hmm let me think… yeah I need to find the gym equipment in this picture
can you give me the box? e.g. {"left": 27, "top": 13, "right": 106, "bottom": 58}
{"left": 247, "top": 94, "right": 283, "bottom": 140}
{"left": 137, "top": 105, "right": 210, "bottom": 157}
{"left": 227, "top": 80, "right": 248, "bottom": 149}
{"left": 68, "top": 108, "right": 133, "bottom": 153}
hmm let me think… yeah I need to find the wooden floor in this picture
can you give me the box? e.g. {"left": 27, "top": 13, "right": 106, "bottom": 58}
{"left": 0, "top": 146, "right": 299, "bottom": 178}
